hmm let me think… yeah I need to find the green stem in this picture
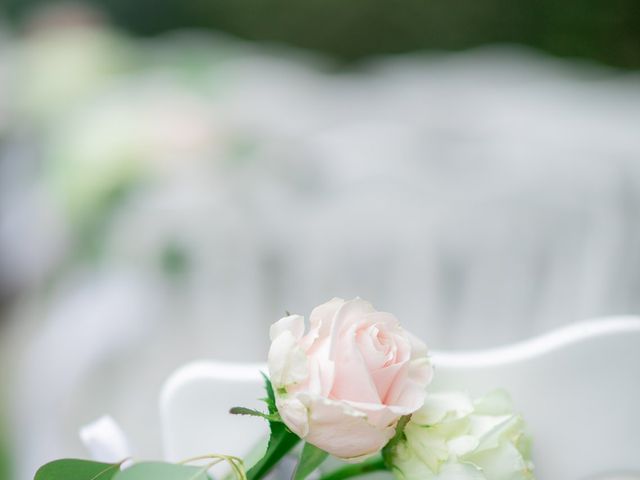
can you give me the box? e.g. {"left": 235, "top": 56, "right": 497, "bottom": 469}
{"left": 246, "top": 431, "right": 300, "bottom": 480}
{"left": 318, "top": 456, "right": 387, "bottom": 480}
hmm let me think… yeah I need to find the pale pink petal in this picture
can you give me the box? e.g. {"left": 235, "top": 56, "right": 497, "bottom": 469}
{"left": 300, "top": 395, "right": 395, "bottom": 461}
{"left": 357, "top": 325, "right": 389, "bottom": 371}
{"left": 362, "top": 311, "right": 400, "bottom": 328}
{"left": 387, "top": 358, "right": 431, "bottom": 411}
{"left": 391, "top": 333, "right": 411, "bottom": 364}
{"left": 270, "top": 314, "right": 306, "bottom": 341}
{"left": 330, "top": 325, "right": 380, "bottom": 404}
{"left": 405, "top": 330, "right": 428, "bottom": 360}
{"left": 310, "top": 341, "right": 335, "bottom": 396}
{"left": 329, "top": 298, "right": 376, "bottom": 351}
{"left": 343, "top": 399, "right": 409, "bottom": 427}
{"left": 371, "top": 361, "right": 406, "bottom": 402}
{"left": 276, "top": 396, "right": 309, "bottom": 437}
{"left": 291, "top": 345, "right": 335, "bottom": 397}
{"left": 308, "top": 297, "right": 345, "bottom": 337}
{"left": 383, "top": 358, "right": 410, "bottom": 406}
{"left": 291, "top": 334, "right": 336, "bottom": 397}
{"left": 268, "top": 330, "right": 308, "bottom": 389}
{"left": 391, "top": 379, "right": 428, "bottom": 412}
{"left": 408, "top": 356, "right": 433, "bottom": 387}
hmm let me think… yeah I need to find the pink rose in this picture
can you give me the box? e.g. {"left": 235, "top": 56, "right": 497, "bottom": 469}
{"left": 268, "top": 297, "right": 432, "bottom": 461}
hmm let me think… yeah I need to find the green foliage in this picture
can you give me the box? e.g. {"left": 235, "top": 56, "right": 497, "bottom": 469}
{"left": 381, "top": 415, "right": 410, "bottom": 469}
{"left": 229, "top": 407, "right": 279, "bottom": 422}
{"left": 260, "top": 372, "right": 277, "bottom": 415}
{"left": 0, "top": 419, "right": 10, "bottom": 480}
{"left": 34, "top": 459, "right": 121, "bottom": 480}
{"left": 113, "top": 462, "right": 209, "bottom": 480}
{"left": 229, "top": 373, "right": 282, "bottom": 422}
{"left": 245, "top": 426, "right": 299, "bottom": 480}
{"left": 0, "top": 450, "right": 8, "bottom": 480}
{"left": 316, "top": 456, "right": 386, "bottom": 480}
{"left": 5, "top": 0, "right": 640, "bottom": 68}
{"left": 34, "top": 460, "right": 213, "bottom": 480}
{"left": 245, "top": 375, "right": 300, "bottom": 480}
{"left": 160, "top": 241, "right": 190, "bottom": 277}
{"left": 293, "top": 443, "right": 328, "bottom": 480}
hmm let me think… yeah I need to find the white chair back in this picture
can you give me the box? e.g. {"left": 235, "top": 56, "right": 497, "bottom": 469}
{"left": 160, "top": 317, "right": 640, "bottom": 479}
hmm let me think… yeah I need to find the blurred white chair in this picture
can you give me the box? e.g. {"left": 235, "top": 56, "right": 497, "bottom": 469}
{"left": 160, "top": 317, "right": 640, "bottom": 479}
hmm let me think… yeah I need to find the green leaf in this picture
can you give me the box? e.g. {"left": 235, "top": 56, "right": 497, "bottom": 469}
{"left": 293, "top": 443, "right": 328, "bottom": 480}
{"left": 113, "top": 462, "right": 208, "bottom": 480}
{"left": 34, "top": 459, "right": 120, "bottom": 480}
{"left": 261, "top": 372, "right": 277, "bottom": 415}
{"left": 317, "top": 456, "right": 387, "bottom": 480}
{"left": 229, "top": 407, "right": 279, "bottom": 422}
{"left": 246, "top": 376, "right": 301, "bottom": 480}
{"left": 246, "top": 422, "right": 299, "bottom": 480}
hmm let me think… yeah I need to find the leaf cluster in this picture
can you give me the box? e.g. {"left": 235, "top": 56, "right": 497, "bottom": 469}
{"left": 230, "top": 373, "right": 328, "bottom": 480}
{"left": 35, "top": 460, "right": 210, "bottom": 480}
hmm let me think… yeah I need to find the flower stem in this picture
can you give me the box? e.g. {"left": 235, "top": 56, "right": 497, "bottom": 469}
{"left": 318, "top": 456, "right": 387, "bottom": 480}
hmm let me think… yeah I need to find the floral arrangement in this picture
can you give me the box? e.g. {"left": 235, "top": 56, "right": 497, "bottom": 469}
{"left": 34, "top": 298, "right": 534, "bottom": 479}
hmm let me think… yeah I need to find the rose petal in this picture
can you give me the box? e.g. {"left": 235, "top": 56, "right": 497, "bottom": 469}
{"left": 304, "top": 341, "right": 335, "bottom": 396}
{"left": 343, "top": 399, "right": 410, "bottom": 427}
{"left": 405, "top": 330, "right": 429, "bottom": 360}
{"left": 363, "top": 311, "right": 401, "bottom": 328}
{"left": 270, "top": 314, "right": 305, "bottom": 341}
{"left": 329, "top": 298, "right": 376, "bottom": 350}
{"left": 268, "top": 330, "right": 308, "bottom": 388}
{"left": 371, "top": 361, "right": 406, "bottom": 403}
{"left": 330, "top": 324, "right": 381, "bottom": 404}
{"left": 357, "top": 325, "right": 391, "bottom": 371}
{"left": 276, "top": 396, "right": 309, "bottom": 437}
{"left": 299, "top": 394, "right": 395, "bottom": 461}
{"left": 306, "top": 297, "right": 345, "bottom": 341}
{"left": 408, "top": 356, "right": 434, "bottom": 387}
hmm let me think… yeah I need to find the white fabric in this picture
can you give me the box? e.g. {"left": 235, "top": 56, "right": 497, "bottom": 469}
{"left": 79, "top": 415, "right": 132, "bottom": 467}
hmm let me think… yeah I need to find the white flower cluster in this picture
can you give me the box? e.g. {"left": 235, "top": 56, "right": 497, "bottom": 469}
{"left": 391, "top": 390, "right": 534, "bottom": 480}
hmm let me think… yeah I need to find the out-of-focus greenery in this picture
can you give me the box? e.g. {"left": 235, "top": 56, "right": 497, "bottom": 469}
{"left": 0, "top": 411, "right": 10, "bottom": 480}
{"left": 0, "top": 452, "right": 9, "bottom": 480}
{"left": 4, "top": 0, "right": 640, "bottom": 69}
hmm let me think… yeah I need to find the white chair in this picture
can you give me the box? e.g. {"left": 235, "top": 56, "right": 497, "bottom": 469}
{"left": 160, "top": 317, "right": 640, "bottom": 479}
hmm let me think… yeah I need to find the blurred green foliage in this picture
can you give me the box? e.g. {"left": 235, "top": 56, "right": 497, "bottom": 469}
{"left": 4, "top": 0, "right": 640, "bottom": 68}
{"left": 0, "top": 416, "right": 10, "bottom": 480}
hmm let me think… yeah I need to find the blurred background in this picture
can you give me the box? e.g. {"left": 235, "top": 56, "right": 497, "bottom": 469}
{"left": 0, "top": 1, "right": 639, "bottom": 479}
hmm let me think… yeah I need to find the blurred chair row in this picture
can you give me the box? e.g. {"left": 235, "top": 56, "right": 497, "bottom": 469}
{"left": 1, "top": 22, "right": 640, "bottom": 479}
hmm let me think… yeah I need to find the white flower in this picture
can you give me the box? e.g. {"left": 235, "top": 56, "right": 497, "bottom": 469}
{"left": 390, "top": 390, "right": 534, "bottom": 480}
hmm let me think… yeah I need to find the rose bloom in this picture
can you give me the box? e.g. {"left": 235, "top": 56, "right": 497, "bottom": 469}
{"left": 268, "top": 297, "right": 432, "bottom": 461}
